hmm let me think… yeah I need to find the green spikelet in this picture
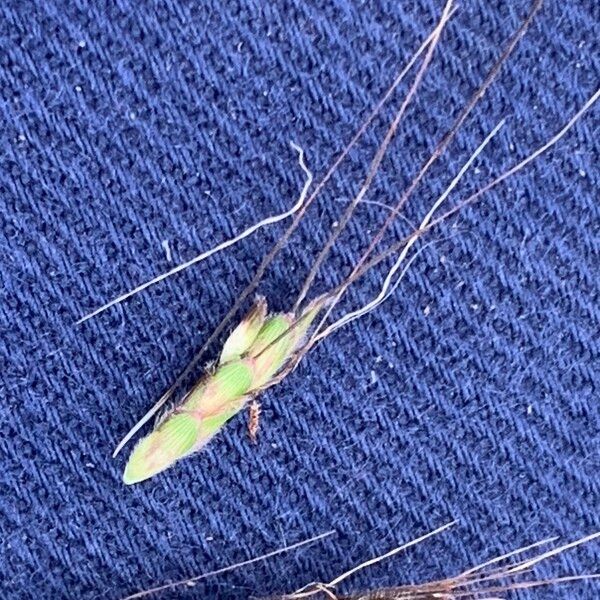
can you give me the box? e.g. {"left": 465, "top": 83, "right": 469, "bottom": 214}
{"left": 122, "top": 296, "right": 327, "bottom": 484}
{"left": 249, "top": 314, "right": 295, "bottom": 387}
{"left": 123, "top": 361, "right": 253, "bottom": 484}
{"left": 123, "top": 414, "right": 199, "bottom": 485}
{"left": 182, "top": 360, "right": 253, "bottom": 412}
{"left": 219, "top": 296, "right": 267, "bottom": 364}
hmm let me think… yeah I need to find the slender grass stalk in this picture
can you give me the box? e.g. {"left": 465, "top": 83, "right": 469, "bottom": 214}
{"left": 121, "top": 530, "right": 336, "bottom": 600}
{"left": 292, "top": 0, "right": 455, "bottom": 311}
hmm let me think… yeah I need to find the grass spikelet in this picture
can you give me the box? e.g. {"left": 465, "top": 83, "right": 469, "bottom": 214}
{"left": 122, "top": 296, "right": 327, "bottom": 484}
{"left": 123, "top": 413, "right": 199, "bottom": 485}
{"left": 220, "top": 296, "right": 268, "bottom": 364}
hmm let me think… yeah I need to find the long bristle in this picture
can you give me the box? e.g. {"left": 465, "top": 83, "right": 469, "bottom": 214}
{"left": 292, "top": 0, "right": 455, "bottom": 312}
{"left": 305, "top": 0, "right": 544, "bottom": 350}
{"left": 119, "top": 526, "right": 599, "bottom": 599}
{"left": 275, "top": 530, "right": 599, "bottom": 600}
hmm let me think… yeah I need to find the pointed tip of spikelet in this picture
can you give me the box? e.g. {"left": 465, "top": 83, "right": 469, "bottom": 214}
{"left": 220, "top": 296, "right": 268, "bottom": 364}
{"left": 122, "top": 413, "right": 200, "bottom": 484}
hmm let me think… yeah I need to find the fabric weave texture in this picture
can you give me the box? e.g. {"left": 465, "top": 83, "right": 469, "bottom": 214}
{"left": 0, "top": 0, "right": 598, "bottom": 598}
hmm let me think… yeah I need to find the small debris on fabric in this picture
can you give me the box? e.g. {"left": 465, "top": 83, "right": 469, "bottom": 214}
{"left": 162, "top": 240, "right": 172, "bottom": 262}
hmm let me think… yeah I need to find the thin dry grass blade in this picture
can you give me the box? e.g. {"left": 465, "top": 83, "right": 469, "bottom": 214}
{"left": 77, "top": 143, "right": 313, "bottom": 325}
{"left": 121, "top": 530, "right": 335, "bottom": 600}
{"left": 328, "top": 522, "right": 456, "bottom": 588}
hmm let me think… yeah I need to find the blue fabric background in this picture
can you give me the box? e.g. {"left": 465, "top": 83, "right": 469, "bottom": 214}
{"left": 0, "top": 0, "right": 598, "bottom": 598}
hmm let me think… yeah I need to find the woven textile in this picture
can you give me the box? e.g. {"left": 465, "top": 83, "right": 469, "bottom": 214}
{"left": 0, "top": 0, "right": 598, "bottom": 598}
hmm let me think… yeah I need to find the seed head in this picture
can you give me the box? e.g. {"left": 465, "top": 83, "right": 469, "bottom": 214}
{"left": 122, "top": 297, "right": 327, "bottom": 484}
